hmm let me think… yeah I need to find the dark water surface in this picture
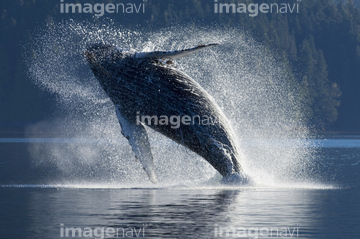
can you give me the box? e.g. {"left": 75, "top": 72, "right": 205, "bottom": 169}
{"left": 1, "top": 137, "right": 359, "bottom": 239}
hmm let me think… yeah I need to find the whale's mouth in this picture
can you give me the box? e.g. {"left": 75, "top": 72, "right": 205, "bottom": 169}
{"left": 84, "top": 47, "right": 114, "bottom": 78}
{"left": 84, "top": 43, "right": 115, "bottom": 62}
{"left": 84, "top": 50, "right": 96, "bottom": 64}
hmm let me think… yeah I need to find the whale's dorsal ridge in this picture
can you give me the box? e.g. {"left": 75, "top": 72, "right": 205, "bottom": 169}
{"left": 135, "top": 43, "right": 219, "bottom": 60}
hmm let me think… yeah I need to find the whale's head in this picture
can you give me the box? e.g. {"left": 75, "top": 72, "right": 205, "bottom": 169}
{"left": 84, "top": 42, "right": 133, "bottom": 84}
{"left": 84, "top": 43, "right": 126, "bottom": 66}
{"left": 85, "top": 43, "right": 110, "bottom": 63}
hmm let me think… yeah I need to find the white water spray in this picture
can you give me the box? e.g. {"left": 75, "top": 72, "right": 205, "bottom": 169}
{"left": 26, "top": 20, "right": 317, "bottom": 187}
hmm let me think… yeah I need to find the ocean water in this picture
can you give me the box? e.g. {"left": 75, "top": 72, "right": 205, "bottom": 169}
{"left": 0, "top": 136, "right": 359, "bottom": 239}
{"left": 3, "top": 21, "right": 358, "bottom": 238}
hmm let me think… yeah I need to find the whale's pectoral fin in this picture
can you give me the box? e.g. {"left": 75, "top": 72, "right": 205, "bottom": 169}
{"left": 115, "top": 106, "right": 157, "bottom": 183}
{"left": 135, "top": 43, "right": 219, "bottom": 60}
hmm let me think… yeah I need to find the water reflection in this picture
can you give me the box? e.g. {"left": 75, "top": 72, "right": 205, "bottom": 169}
{"left": 1, "top": 138, "right": 359, "bottom": 238}
{"left": 25, "top": 188, "right": 239, "bottom": 238}
{"left": 1, "top": 186, "right": 346, "bottom": 238}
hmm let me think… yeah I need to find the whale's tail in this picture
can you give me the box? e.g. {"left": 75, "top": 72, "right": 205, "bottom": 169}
{"left": 135, "top": 43, "right": 219, "bottom": 60}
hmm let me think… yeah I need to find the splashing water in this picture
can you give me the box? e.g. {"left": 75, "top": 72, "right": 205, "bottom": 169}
{"left": 25, "top": 19, "right": 318, "bottom": 187}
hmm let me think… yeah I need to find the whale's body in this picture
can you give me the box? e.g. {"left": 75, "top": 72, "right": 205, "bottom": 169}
{"left": 85, "top": 43, "right": 249, "bottom": 183}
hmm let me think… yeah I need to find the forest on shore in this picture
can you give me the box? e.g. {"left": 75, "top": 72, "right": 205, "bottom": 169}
{"left": 1, "top": 0, "right": 359, "bottom": 131}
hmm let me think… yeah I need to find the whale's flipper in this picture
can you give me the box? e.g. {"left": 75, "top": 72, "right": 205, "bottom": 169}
{"left": 135, "top": 43, "right": 219, "bottom": 60}
{"left": 115, "top": 106, "right": 157, "bottom": 183}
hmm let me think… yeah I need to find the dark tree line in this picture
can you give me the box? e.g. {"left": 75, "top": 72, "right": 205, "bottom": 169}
{"left": 145, "top": 0, "right": 358, "bottom": 131}
{"left": 1, "top": 0, "right": 359, "bottom": 131}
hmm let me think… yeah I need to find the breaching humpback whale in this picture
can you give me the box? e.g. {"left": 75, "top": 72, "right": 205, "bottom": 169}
{"left": 85, "top": 43, "right": 250, "bottom": 184}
